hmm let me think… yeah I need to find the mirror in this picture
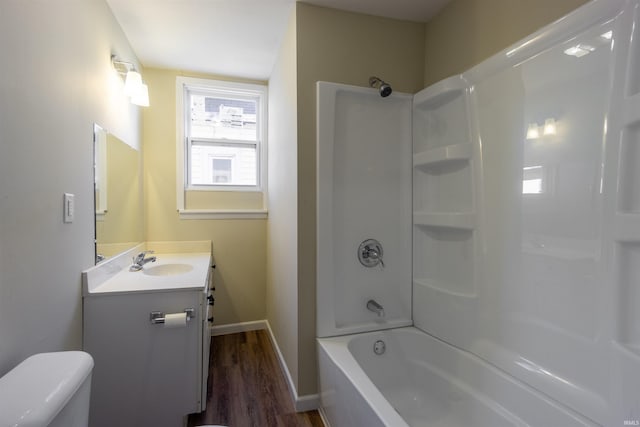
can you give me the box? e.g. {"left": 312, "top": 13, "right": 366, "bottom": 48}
{"left": 94, "top": 124, "right": 143, "bottom": 263}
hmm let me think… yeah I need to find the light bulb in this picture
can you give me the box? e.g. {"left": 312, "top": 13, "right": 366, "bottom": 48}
{"left": 124, "top": 70, "right": 142, "bottom": 97}
{"left": 526, "top": 123, "right": 540, "bottom": 140}
{"left": 131, "top": 83, "right": 149, "bottom": 107}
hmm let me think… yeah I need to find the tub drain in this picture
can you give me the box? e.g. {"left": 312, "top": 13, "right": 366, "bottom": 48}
{"left": 373, "top": 340, "right": 386, "bottom": 355}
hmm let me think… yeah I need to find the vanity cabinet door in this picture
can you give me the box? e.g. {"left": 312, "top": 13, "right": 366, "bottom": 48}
{"left": 84, "top": 290, "right": 202, "bottom": 427}
{"left": 201, "top": 269, "right": 213, "bottom": 411}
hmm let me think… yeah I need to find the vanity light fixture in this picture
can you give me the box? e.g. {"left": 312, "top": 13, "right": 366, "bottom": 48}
{"left": 123, "top": 70, "right": 142, "bottom": 97}
{"left": 131, "top": 83, "right": 150, "bottom": 107}
{"left": 111, "top": 55, "right": 150, "bottom": 107}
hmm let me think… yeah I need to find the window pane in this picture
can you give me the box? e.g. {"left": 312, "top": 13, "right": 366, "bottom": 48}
{"left": 190, "top": 93, "right": 257, "bottom": 141}
{"left": 523, "top": 178, "right": 543, "bottom": 194}
{"left": 212, "top": 158, "right": 232, "bottom": 183}
{"left": 522, "top": 165, "right": 545, "bottom": 194}
{"left": 190, "top": 143, "right": 257, "bottom": 186}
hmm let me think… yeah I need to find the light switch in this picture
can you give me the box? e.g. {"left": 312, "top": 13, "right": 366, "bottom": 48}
{"left": 63, "top": 193, "right": 74, "bottom": 223}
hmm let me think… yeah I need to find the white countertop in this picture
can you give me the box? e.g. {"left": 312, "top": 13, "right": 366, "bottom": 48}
{"left": 86, "top": 252, "right": 211, "bottom": 295}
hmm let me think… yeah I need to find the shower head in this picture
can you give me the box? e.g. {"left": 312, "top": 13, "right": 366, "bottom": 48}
{"left": 379, "top": 82, "right": 392, "bottom": 97}
{"left": 369, "top": 76, "right": 392, "bottom": 97}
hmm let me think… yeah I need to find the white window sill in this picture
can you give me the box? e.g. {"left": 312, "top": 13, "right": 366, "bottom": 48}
{"left": 178, "top": 209, "right": 268, "bottom": 220}
{"left": 186, "top": 185, "right": 263, "bottom": 193}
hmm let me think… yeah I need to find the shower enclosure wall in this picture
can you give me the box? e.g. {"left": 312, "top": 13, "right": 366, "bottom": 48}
{"left": 316, "top": 0, "right": 640, "bottom": 425}
{"left": 316, "top": 84, "right": 413, "bottom": 337}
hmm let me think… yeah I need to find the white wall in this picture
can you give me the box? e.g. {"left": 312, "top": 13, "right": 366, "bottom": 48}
{"left": 0, "top": 0, "right": 141, "bottom": 375}
{"left": 266, "top": 7, "right": 300, "bottom": 392}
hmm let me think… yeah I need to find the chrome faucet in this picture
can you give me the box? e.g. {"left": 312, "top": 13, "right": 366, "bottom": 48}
{"left": 130, "top": 250, "right": 156, "bottom": 271}
{"left": 366, "top": 299, "right": 385, "bottom": 317}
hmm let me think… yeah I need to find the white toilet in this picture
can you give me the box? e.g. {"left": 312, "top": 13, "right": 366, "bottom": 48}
{"left": 0, "top": 351, "right": 94, "bottom": 427}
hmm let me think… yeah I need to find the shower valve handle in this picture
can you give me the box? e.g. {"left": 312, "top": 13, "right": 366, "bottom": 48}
{"left": 366, "top": 247, "right": 384, "bottom": 268}
{"left": 358, "top": 239, "right": 384, "bottom": 268}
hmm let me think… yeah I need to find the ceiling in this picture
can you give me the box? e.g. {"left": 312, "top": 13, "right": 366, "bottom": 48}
{"left": 105, "top": 0, "right": 451, "bottom": 81}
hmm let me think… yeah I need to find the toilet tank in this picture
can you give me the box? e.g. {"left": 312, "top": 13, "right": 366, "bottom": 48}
{"left": 0, "top": 351, "right": 94, "bottom": 427}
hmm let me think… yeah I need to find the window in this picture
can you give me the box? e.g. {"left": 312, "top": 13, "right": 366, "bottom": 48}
{"left": 182, "top": 80, "right": 265, "bottom": 189}
{"left": 176, "top": 77, "right": 267, "bottom": 219}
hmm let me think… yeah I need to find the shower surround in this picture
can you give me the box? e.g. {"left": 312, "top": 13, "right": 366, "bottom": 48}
{"left": 316, "top": 0, "right": 640, "bottom": 425}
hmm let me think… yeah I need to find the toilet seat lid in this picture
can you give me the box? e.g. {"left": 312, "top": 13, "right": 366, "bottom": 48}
{"left": 0, "top": 351, "right": 94, "bottom": 426}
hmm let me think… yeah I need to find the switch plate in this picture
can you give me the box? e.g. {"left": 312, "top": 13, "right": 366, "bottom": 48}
{"left": 63, "top": 193, "right": 74, "bottom": 223}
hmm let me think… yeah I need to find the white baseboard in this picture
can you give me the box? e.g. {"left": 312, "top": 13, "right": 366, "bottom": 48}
{"left": 294, "top": 393, "right": 321, "bottom": 412}
{"left": 210, "top": 320, "right": 267, "bottom": 336}
{"left": 264, "top": 321, "right": 320, "bottom": 412}
{"left": 318, "top": 407, "right": 331, "bottom": 427}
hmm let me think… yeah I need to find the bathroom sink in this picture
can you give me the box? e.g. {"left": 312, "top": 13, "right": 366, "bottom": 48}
{"left": 142, "top": 263, "right": 193, "bottom": 276}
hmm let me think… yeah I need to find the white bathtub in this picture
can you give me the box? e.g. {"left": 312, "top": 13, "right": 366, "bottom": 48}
{"left": 317, "top": 328, "right": 597, "bottom": 427}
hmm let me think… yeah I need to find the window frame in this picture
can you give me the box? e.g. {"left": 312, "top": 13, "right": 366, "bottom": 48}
{"left": 176, "top": 76, "right": 268, "bottom": 218}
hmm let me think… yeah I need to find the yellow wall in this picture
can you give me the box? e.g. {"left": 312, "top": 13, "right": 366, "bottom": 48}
{"left": 185, "top": 191, "right": 263, "bottom": 210}
{"left": 266, "top": 6, "right": 300, "bottom": 394}
{"left": 423, "top": 0, "right": 589, "bottom": 86}
{"left": 295, "top": 2, "right": 425, "bottom": 395}
{"left": 142, "top": 67, "right": 268, "bottom": 325}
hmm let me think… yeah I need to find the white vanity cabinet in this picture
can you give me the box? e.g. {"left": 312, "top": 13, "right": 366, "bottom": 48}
{"left": 82, "top": 245, "right": 212, "bottom": 427}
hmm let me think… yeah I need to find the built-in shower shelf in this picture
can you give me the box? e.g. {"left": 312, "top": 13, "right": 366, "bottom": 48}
{"left": 618, "top": 343, "right": 640, "bottom": 360}
{"left": 413, "top": 75, "right": 469, "bottom": 110}
{"left": 413, "top": 212, "right": 476, "bottom": 230}
{"left": 414, "top": 212, "right": 475, "bottom": 230}
{"left": 413, "top": 143, "right": 473, "bottom": 170}
{"left": 617, "top": 242, "right": 640, "bottom": 360}
{"left": 413, "top": 278, "right": 476, "bottom": 298}
{"left": 614, "top": 214, "right": 640, "bottom": 241}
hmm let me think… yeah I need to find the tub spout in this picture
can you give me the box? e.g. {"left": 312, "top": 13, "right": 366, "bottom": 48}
{"left": 367, "top": 299, "right": 385, "bottom": 317}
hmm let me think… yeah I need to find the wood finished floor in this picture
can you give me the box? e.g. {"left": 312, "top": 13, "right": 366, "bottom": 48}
{"left": 188, "top": 330, "right": 325, "bottom": 427}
